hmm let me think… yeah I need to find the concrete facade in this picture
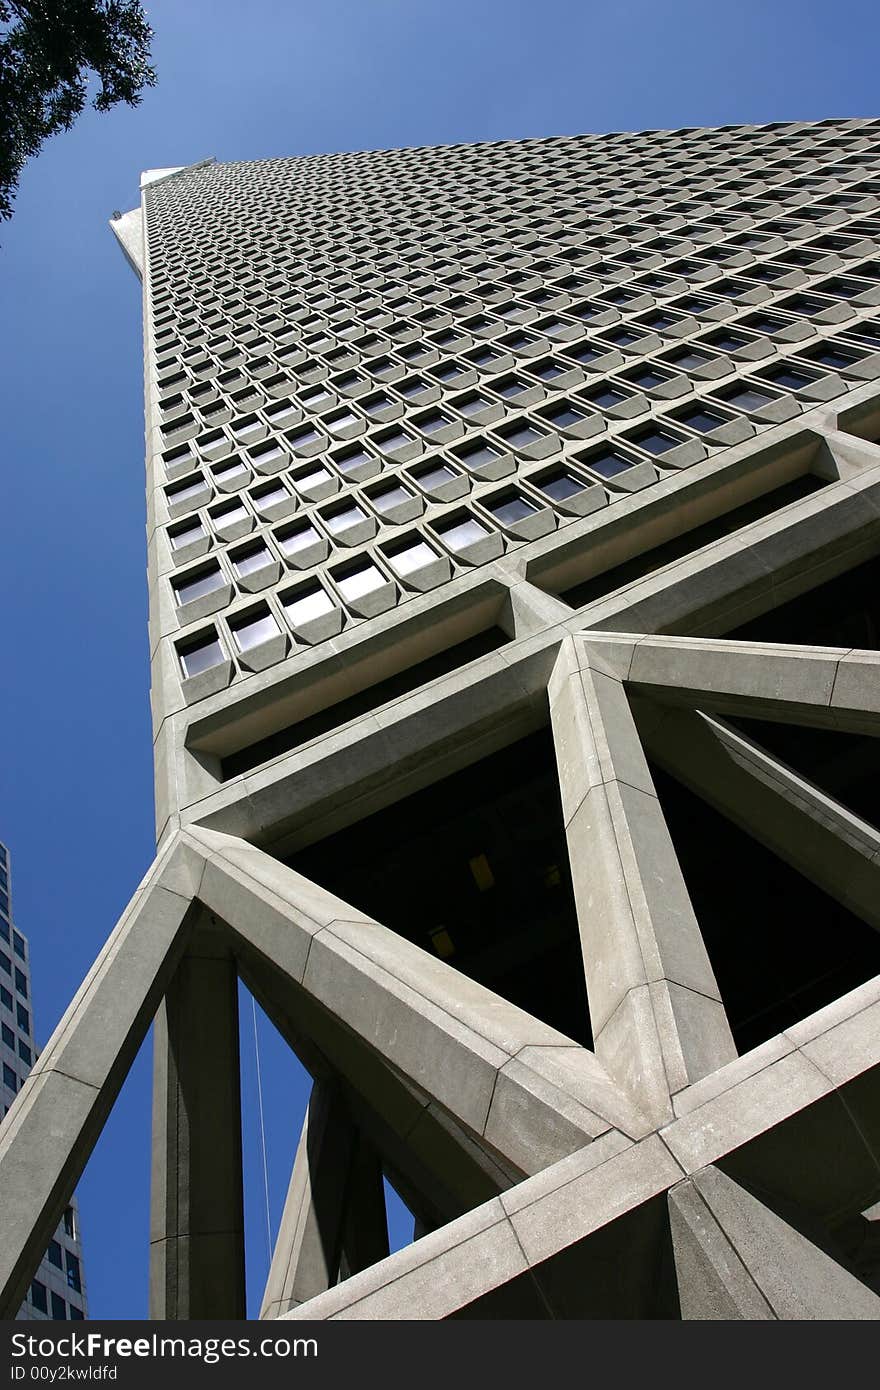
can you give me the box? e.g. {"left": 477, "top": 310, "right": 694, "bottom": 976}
{"left": 2, "top": 119, "right": 880, "bottom": 1318}
{"left": 0, "top": 841, "right": 89, "bottom": 1321}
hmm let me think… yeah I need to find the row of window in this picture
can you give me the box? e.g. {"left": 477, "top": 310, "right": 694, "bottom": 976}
{"left": 161, "top": 348, "right": 839, "bottom": 574}
{"left": 149, "top": 153, "right": 879, "bottom": 282}
{"left": 153, "top": 256, "right": 880, "bottom": 429}
{"left": 146, "top": 121, "right": 877, "bottom": 266}
{"left": 150, "top": 202, "right": 879, "bottom": 308}
{"left": 147, "top": 129, "right": 875, "bottom": 222}
{"left": 2, "top": 1019, "right": 32, "bottom": 1065}
{"left": 0, "top": 980, "right": 30, "bottom": 1031}
{"left": 152, "top": 239, "right": 880, "bottom": 384}
{"left": 0, "top": 949, "right": 28, "bottom": 997}
{"left": 156, "top": 307, "right": 880, "bottom": 515}
{"left": 0, "top": 915, "right": 26, "bottom": 959}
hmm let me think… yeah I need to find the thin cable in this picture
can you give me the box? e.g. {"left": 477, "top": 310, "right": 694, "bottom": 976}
{"left": 251, "top": 994, "right": 273, "bottom": 1269}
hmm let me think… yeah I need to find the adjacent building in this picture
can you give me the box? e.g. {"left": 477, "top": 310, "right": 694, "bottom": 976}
{"left": 1, "top": 842, "right": 88, "bottom": 1320}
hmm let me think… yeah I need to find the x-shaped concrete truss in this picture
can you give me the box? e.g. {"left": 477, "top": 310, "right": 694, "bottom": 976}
{"left": 1, "top": 620, "right": 878, "bottom": 1320}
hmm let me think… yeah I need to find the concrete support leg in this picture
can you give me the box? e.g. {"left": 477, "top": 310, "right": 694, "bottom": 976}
{"left": 0, "top": 845, "right": 195, "bottom": 1319}
{"left": 150, "top": 919, "right": 245, "bottom": 1319}
{"left": 260, "top": 1079, "right": 388, "bottom": 1319}
{"left": 549, "top": 637, "right": 736, "bottom": 1124}
{"left": 669, "top": 1166, "right": 880, "bottom": 1319}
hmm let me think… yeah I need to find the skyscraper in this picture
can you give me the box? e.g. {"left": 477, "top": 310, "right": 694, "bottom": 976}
{"left": 0, "top": 842, "right": 88, "bottom": 1321}
{"left": 2, "top": 118, "right": 880, "bottom": 1320}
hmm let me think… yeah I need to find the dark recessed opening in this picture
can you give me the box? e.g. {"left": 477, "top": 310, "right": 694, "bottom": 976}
{"left": 558, "top": 474, "right": 824, "bottom": 609}
{"left": 724, "top": 717, "right": 880, "bottom": 830}
{"left": 648, "top": 762, "right": 880, "bottom": 1054}
{"left": 221, "top": 626, "right": 510, "bottom": 780}
{"left": 289, "top": 729, "right": 592, "bottom": 1046}
{"left": 723, "top": 551, "right": 880, "bottom": 650}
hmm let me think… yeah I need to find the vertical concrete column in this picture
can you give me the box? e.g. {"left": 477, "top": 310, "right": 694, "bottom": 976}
{"left": 548, "top": 637, "right": 736, "bottom": 1124}
{"left": 150, "top": 919, "right": 245, "bottom": 1319}
{"left": 260, "top": 1079, "right": 389, "bottom": 1319}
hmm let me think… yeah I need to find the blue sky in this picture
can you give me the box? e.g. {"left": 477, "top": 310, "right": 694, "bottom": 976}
{"left": 1, "top": 0, "right": 878, "bottom": 1319}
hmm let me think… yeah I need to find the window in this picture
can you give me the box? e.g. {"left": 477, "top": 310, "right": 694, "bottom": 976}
{"left": 456, "top": 440, "right": 501, "bottom": 470}
{"left": 385, "top": 539, "right": 438, "bottom": 577}
{"left": 413, "top": 463, "right": 457, "bottom": 491}
{"left": 416, "top": 410, "right": 451, "bottom": 435}
{"left": 287, "top": 425, "right": 322, "bottom": 450}
{"left": 468, "top": 347, "right": 502, "bottom": 368}
{"left": 374, "top": 428, "right": 412, "bottom": 455}
{"left": 1, "top": 1022, "right": 13, "bottom": 1047}
{"left": 565, "top": 342, "right": 606, "bottom": 365}
{"left": 211, "top": 457, "right": 248, "bottom": 484}
{"left": 251, "top": 440, "right": 289, "bottom": 469}
{"left": 12, "top": 931, "right": 25, "bottom": 960}
{"left": 455, "top": 393, "right": 489, "bottom": 417}
{"left": 169, "top": 518, "right": 205, "bottom": 549}
{"left": 282, "top": 583, "right": 335, "bottom": 626}
{"left": 30, "top": 1280, "right": 48, "bottom": 1314}
{"left": 601, "top": 327, "right": 642, "bottom": 347}
{"left": 584, "top": 385, "right": 627, "bottom": 410}
{"left": 397, "top": 378, "right": 430, "bottom": 400}
{"left": 536, "top": 316, "right": 570, "bottom": 337}
{"left": 0, "top": 951, "right": 10, "bottom": 975}
{"left": 16, "top": 1002, "right": 28, "bottom": 1031}
{"left": 763, "top": 366, "right": 815, "bottom": 391}
{"left": 627, "top": 427, "right": 684, "bottom": 456}
{"left": 166, "top": 476, "right": 208, "bottom": 506}
{"left": 18, "top": 1040, "right": 31, "bottom": 1065}
{"left": 231, "top": 544, "right": 272, "bottom": 577}
{"left": 487, "top": 492, "right": 539, "bottom": 526}
{"left": 323, "top": 503, "right": 367, "bottom": 535}
{"left": 252, "top": 483, "right": 288, "bottom": 512}
{"left": 625, "top": 367, "right": 668, "bottom": 390}
{"left": 66, "top": 1251, "right": 82, "bottom": 1293}
{"left": 47, "top": 1239, "right": 63, "bottom": 1269}
{"left": 276, "top": 522, "right": 320, "bottom": 556}
{"left": 69, "top": 1306, "right": 84, "bottom": 1321}
{"left": 581, "top": 448, "right": 635, "bottom": 479}
{"left": 229, "top": 609, "right": 280, "bottom": 653}
{"left": 535, "top": 471, "right": 589, "bottom": 502}
{"left": 803, "top": 343, "right": 858, "bottom": 370}
{"left": 177, "top": 631, "right": 225, "bottom": 679}
{"left": 721, "top": 385, "right": 774, "bottom": 412}
{"left": 0, "top": 985, "right": 10, "bottom": 1012}
{"left": 3, "top": 1062, "right": 17, "bottom": 1091}
{"left": 327, "top": 409, "right": 360, "bottom": 432}
{"left": 51, "top": 1293, "right": 67, "bottom": 1320}
{"left": 493, "top": 375, "right": 530, "bottom": 399}
{"left": 173, "top": 563, "right": 225, "bottom": 607}
{"left": 334, "top": 562, "right": 388, "bottom": 602}
{"left": 544, "top": 403, "right": 588, "bottom": 429}
{"left": 370, "top": 484, "right": 412, "bottom": 513}
{"left": 437, "top": 514, "right": 491, "bottom": 552}
{"left": 293, "top": 466, "right": 333, "bottom": 494}
{"left": 677, "top": 406, "right": 727, "bottom": 434}
{"left": 433, "top": 361, "right": 468, "bottom": 383}
{"left": 530, "top": 358, "right": 567, "bottom": 381}
{"left": 496, "top": 421, "right": 545, "bottom": 449}
{"left": 664, "top": 348, "right": 713, "bottom": 371}
{"left": 63, "top": 1208, "right": 75, "bottom": 1239}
